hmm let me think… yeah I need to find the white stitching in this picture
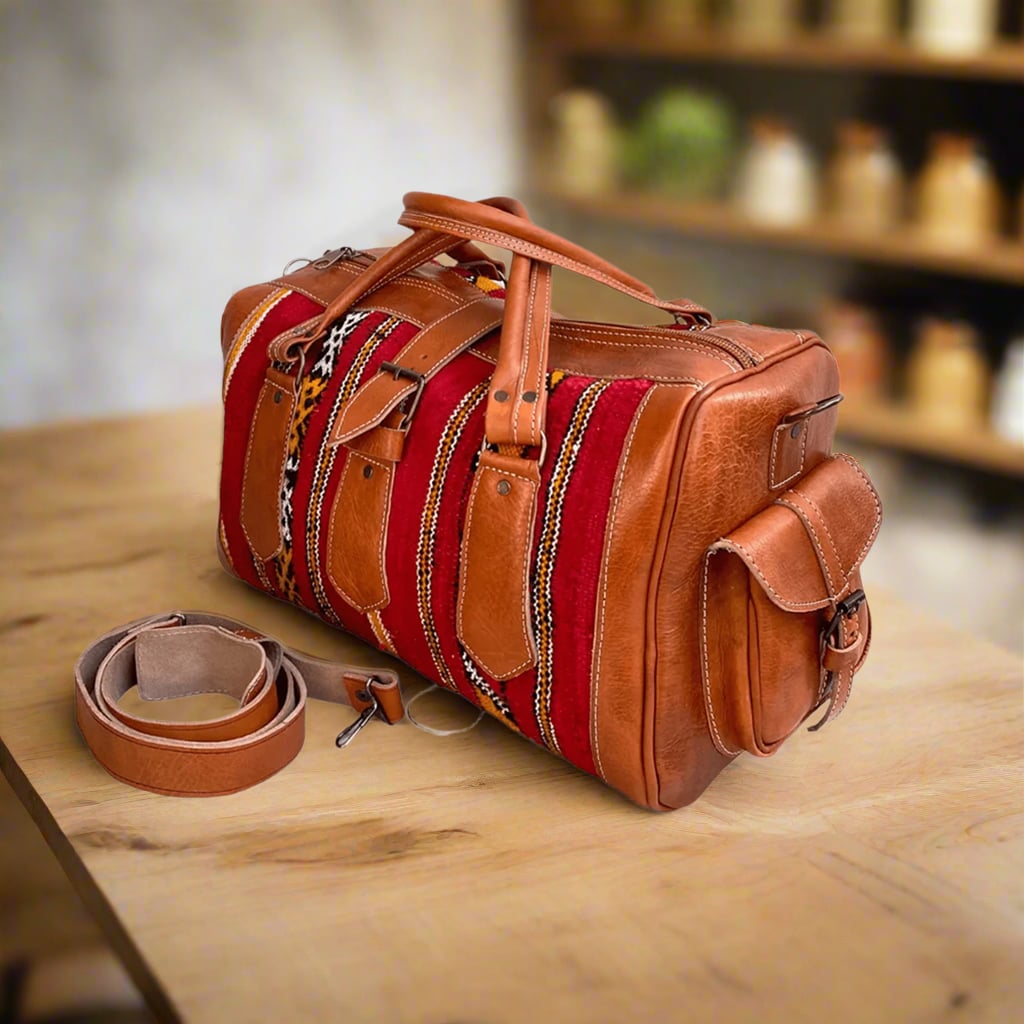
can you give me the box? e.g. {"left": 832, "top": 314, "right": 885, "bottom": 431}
{"left": 832, "top": 454, "right": 883, "bottom": 570}
{"left": 333, "top": 311, "right": 504, "bottom": 445}
{"left": 466, "top": 348, "right": 704, "bottom": 386}
{"left": 240, "top": 378, "right": 292, "bottom": 561}
{"left": 266, "top": 314, "right": 323, "bottom": 362}
{"left": 552, "top": 323, "right": 738, "bottom": 368}
{"left": 775, "top": 497, "right": 837, "bottom": 599}
{"left": 700, "top": 550, "right": 742, "bottom": 756}
{"left": 456, "top": 463, "right": 537, "bottom": 678}
{"left": 769, "top": 420, "right": 808, "bottom": 490}
{"left": 792, "top": 490, "right": 845, "bottom": 585}
{"left": 590, "top": 387, "right": 654, "bottom": 780}
{"left": 403, "top": 213, "right": 708, "bottom": 317}
{"left": 712, "top": 539, "right": 826, "bottom": 610}
{"left": 325, "top": 452, "right": 392, "bottom": 612}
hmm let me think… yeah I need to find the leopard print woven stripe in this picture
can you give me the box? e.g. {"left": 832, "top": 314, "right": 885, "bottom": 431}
{"left": 304, "top": 313, "right": 400, "bottom": 621}
{"left": 273, "top": 311, "right": 383, "bottom": 603}
{"left": 222, "top": 287, "right": 291, "bottom": 400}
{"left": 532, "top": 378, "right": 612, "bottom": 752}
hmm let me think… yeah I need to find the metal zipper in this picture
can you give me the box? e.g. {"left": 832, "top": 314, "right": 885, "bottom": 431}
{"left": 689, "top": 327, "right": 761, "bottom": 368}
{"left": 280, "top": 246, "right": 371, "bottom": 276}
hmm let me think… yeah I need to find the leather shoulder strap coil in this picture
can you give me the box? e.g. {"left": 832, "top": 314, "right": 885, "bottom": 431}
{"left": 74, "top": 612, "right": 404, "bottom": 796}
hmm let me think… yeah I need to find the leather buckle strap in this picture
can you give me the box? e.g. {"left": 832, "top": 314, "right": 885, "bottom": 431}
{"left": 821, "top": 588, "right": 866, "bottom": 650}
{"left": 810, "top": 589, "right": 868, "bottom": 732}
{"left": 74, "top": 612, "right": 403, "bottom": 796}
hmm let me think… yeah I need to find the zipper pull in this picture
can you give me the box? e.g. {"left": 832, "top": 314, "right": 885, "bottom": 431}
{"left": 281, "top": 247, "right": 363, "bottom": 277}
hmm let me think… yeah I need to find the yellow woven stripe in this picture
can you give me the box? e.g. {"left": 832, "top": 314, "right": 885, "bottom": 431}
{"left": 368, "top": 610, "right": 396, "bottom": 655}
{"left": 533, "top": 380, "right": 611, "bottom": 751}
{"left": 222, "top": 287, "right": 292, "bottom": 399}
{"left": 416, "top": 382, "right": 489, "bottom": 689}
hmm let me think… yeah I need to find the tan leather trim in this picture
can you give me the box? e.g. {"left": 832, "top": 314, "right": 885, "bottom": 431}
{"left": 240, "top": 368, "right": 295, "bottom": 561}
{"left": 590, "top": 384, "right": 697, "bottom": 805}
{"left": 484, "top": 259, "right": 551, "bottom": 448}
{"left": 330, "top": 298, "right": 505, "bottom": 447}
{"left": 343, "top": 673, "right": 404, "bottom": 724}
{"left": 651, "top": 341, "right": 840, "bottom": 809}
{"left": 221, "top": 283, "right": 276, "bottom": 361}
{"left": 713, "top": 455, "right": 882, "bottom": 612}
{"left": 326, "top": 451, "right": 394, "bottom": 613}
{"left": 457, "top": 449, "right": 540, "bottom": 680}
{"left": 344, "top": 425, "right": 406, "bottom": 463}
{"left": 400, "top": 192, "right": 710, "bottom": 321}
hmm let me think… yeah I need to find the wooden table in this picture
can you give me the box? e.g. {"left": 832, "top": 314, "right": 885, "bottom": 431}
{"left": 1, "top": 408, "right": 1021, "bottom": 1024}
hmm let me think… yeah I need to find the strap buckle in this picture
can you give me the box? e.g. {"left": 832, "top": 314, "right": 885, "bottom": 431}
{"left": 335, "top": 682, "right": 381, "bottom": 749}
{"left": 822, "top": 588, "right": 866, "bottom": 650}
{"left": 379, "top": 361, "right": 426, "bottom": 431}
{"left": 781, "top": 393, "right": 844, "bottom": 426}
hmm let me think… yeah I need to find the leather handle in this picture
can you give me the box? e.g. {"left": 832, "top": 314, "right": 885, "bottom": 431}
{"left": 399, "top": 193, "right": 711, "bottom": 449}
{"left": 400, "top": 192, "right": 711, "bottom": 323}
{"left": 278, "top": 196, "right": 530, "bottom": 362}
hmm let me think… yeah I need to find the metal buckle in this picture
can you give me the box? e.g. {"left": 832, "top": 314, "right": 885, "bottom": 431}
{"left": 782, "top": 393, "right": 844, "bottom": 425}
{"left": 335, "top": 681, "right": 380, "bottom": 749}
{"left": 822, "top": 588, "right": 866, "bottom": 649}
{"left": 379, "top": 361, "right": 426, "bottom": 431}
{"left": 479, "top": 431, "right": 548, "bottom": 470}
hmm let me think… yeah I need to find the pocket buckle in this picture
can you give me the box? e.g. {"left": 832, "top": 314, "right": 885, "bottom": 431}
{"left": 822, "top": 588, "right": 866, "bottom": 650}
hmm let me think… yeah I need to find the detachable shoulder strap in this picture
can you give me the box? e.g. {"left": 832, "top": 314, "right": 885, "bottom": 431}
{"left": 74, "top": 611, "right": 404, "bottom": 796}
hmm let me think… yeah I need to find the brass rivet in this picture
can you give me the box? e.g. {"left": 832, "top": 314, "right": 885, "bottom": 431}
{"left": 497, "top": 480, "right": 511, "bottom": 496}
{"left": 790, "top": 422, "right": 803, "bottom": 439}
{"left": 362, "top": 464, "right": 374, "bottom": 479}
{"left": 522, "top": 391, "right": 538, "bottom": 403}
{"left": 273, "top": 391, "right": 283, "bottom": 404}
{"left": 494, "top": 390, "right": 509, "bottom": 402}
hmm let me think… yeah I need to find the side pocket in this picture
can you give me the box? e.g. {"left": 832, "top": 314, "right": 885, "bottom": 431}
{"left": 701, "top": 454, "right": 881, "bottom": 757}
{"left": 240, "top": 367, "right": 295, "bottom": 562}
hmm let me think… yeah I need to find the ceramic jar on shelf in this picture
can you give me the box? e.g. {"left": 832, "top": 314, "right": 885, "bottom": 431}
{"left": 991, "top": 339, "right": 1024, "bottom": 445}
{"left": 826, "top": 0, "right": 899, "bottom": 42}
{"left": 569, "top": 0, "right": 630, "bottom": 30}
{"left": 826, "top": 121, "right": 905, "bottom": 233}
{"left": 723, "top": 0, "right": 801, "bottom": 41}
{"left": 820, "top": 300, "right": 890, "bottom": 401}
{"left": 735, "top": 117, "right": 818, "bottom": 226}
{"left": 915, "top": 133, "right": 1002, "bottom": 249}
{"left": 909, "top": 0, "right": 999, "bottom": 55}
{"left": 550, "top": 90, "right": 619, "bottom": 198}
{"left": 644, "top": 0, "right": 709, "bottom": 31}
{"left": 906, "top": 318, "right": 990, "bottom": 431}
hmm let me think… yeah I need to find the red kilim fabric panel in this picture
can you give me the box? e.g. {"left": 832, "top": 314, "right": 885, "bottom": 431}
{"left": 220, "top": 290, "right": 652, "bottom": 778}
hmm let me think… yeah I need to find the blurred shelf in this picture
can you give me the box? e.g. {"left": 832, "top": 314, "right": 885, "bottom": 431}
{"left": 545, "top": 29, "right": 1024, "bottom": 84}
{"left": 839, "top": 400, "right": 1024, "bottom": 477}
{"left": 540, "top": 189, "right": 1024, "bottom": 285}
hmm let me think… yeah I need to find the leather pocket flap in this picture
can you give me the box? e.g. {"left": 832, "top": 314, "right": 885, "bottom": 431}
{"left": 713, "top": 454, "right": 882, "bottom": 611}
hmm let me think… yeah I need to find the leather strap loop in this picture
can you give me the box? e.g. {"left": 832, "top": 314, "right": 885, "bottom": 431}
{"left": 74, "top": 612, "right": 403, "bottom": 796}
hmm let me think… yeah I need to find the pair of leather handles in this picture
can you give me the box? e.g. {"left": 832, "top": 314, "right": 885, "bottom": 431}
{"left": 276, "top": 193, "right": 713, "bottom": 454}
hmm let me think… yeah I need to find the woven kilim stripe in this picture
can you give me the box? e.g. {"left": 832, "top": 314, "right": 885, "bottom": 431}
{"left": 532, "top": 378, "right": 612, "bottom": 752}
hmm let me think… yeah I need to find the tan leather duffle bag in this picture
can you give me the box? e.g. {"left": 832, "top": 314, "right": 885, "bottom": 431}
{"left": 207, "top": 192, "right": 880, "bottom": 810}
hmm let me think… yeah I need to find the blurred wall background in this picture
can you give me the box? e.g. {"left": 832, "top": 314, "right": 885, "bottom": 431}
{"left": 0, "top": 0, "right": 518, "bottom": 426}
{"left": 1, "top": 0, "right": 1021, "bottom": 659}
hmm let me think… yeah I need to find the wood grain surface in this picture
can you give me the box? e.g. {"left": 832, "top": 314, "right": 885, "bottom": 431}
{"left": 1, "top": 407, "right": 1021, "bottom": 1024}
